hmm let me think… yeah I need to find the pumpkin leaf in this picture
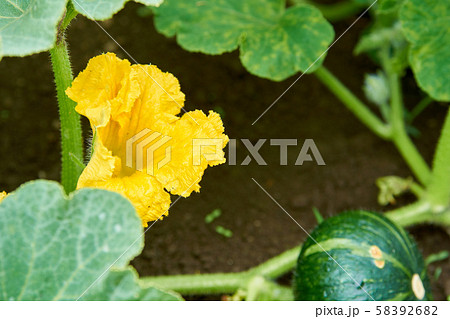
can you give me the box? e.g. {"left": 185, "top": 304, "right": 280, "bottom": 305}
{"left": 400, "top": 0, "right": 450, "bottom": 101}
{"left": 0, "top": 0, "right": 164, "bottom": 59}
{"left": 73, "top": 0, "right": 163, "bottom": 21}
{"left": 353, "top": 0, "right": 374, "bottom": 4}
{"left": 0, "top": 0, "right": 67, "bottom": 58}
{"left": 80, "top": 267, "right": 183, "bottom": 300}
{"left": 0, "top": 180, "right": 153, "bottom": 300}
{"left": 376, "top": 0, "right": 405, "bottom": 15}
{"left": 153, "top": 0, "right": 334, "bottom": 81}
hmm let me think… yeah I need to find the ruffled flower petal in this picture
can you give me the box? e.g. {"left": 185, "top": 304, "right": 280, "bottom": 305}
{"left": 0, "top": 191, "right": 7, "bottom": 203}
{"left": 81, "top": 171, "right": 170, "bottom": 226}
{"left": 66, "top": 53, "right": 140, "bottom": 128}
{"left": 77, "top": 139, "right": 117, "bottom": 183}
{"left": 154, "top": 110, "right": 228, "bottom": 196}
{"left": 67, "top": 53, "right": 228, "bottom": 226}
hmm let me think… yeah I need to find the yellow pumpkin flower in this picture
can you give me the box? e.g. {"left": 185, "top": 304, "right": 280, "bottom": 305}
{"left": 66, "top": 53, "right": 228, "bottom": 226}
{"left": 0, "top": 191, "right": 7, "bottom": 203}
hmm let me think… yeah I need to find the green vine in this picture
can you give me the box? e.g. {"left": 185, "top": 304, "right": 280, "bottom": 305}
{"left": 314, "top": 66, "right": 431, "bottom": 186}
{"left": 427, "top": 109, "right": 450, "bottom": 210}
{"left": 314, "top": 67, "right": 391, "bottom": 139}
{"left": 141, "top": 245, "right": 301, "bottom": 296}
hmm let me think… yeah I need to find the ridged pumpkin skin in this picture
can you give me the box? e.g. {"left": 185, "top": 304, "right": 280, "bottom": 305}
{"left": 294, "top": 210, "right": 431, "bottom": 301}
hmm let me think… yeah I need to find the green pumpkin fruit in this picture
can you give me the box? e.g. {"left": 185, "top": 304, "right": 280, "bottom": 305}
{"left": 294, "top": 210, "right": 431, "bottom": 300}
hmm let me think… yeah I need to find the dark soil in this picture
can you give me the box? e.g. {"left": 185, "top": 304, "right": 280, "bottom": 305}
{"left": 0, "top": 2, "right": 448, "bottom": 300}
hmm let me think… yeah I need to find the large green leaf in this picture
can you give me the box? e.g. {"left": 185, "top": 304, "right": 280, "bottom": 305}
{"left": 400, "top": 0, "right": 450, "bottom": 101}
{"left": 153, "top": 0, "right": 334, "bottom": 81}
{"left": 73, "top": 0, "right": 163, "bottom": 20}
{"left": 80, "top": 267, "right": 182, "bottom": 300}
{"left": 0, "top": 0, "right": 163, "bottom": 59}
{"left": 353, "top": 0, "right": 375, "bottom": 4}
{"left": 0, "top": 180, "right": 176, "bottom": 300}
{"left": 377, "top": 0, "right": 405, "bottom": 14}
{"left": 0, "top": 0, "right": 67, "bottom": 58}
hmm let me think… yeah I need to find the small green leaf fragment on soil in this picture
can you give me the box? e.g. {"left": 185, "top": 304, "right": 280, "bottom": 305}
{"left": 205, "top": 208, "right": 221, "bottom": 224}
{"left": 312, "top": 207, "right": 324, "bottom": 224}
{"left": 215, "top": 225, "right": 233, "bottom": 238}
{"left": 425, "top": 250, "right": 449, "bottom": 266}
{"left": 433, "top": 267, "right": 442, "bottom": 281}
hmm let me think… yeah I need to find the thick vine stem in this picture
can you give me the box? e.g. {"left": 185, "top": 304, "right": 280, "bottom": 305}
{"left": 141, "top": 245, "right": 301, "bottom": 295}
{"left": 314, "top": 67, "right": 391, "bottom": 139}
{"left": 49, "top": 8, "right": 83, "bottom": 193}
{"left": 386, "top": 201, "right": 450, "bottom": 228}
{"left": 386, "top": 63, "right": 431, "bottom": 186}
{"left": 426, "top": 109, "right": 450, "bottom": 210}
{"left": 314, "top": 66, "right": 431, "bottom": 186}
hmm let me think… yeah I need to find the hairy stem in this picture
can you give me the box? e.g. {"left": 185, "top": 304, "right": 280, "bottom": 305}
{"left": 62, "top": 1, "right": 78, "bottom": 30}
{"left": 141, "top": 245, "right": 301, "bottom": 295}
{"left": 49, "top": 11, "right": 83, "bottom": 193}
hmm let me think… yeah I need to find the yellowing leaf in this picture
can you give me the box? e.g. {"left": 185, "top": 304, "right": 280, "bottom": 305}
{"left": 400, "top": 0, "right": 450, "bottom": 101}
{"left": 153, "top": 0, "right": 334, "bottom": 81}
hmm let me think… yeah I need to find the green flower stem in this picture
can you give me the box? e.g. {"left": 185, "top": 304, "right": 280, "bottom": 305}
{"left": 141, "top": 245, "right": 301, "bottom": 295}
{"left": 314, "top": 66, "right": 431, "bottom": 186}
{"left": 386, "top": 63, "right": 431, "bottom": 186}
{"left": 426, "top": 109, "right": 450, "bottom": 209}
{"left": 49, "top": 19, "right": 83, "bottom": 193}
{"left": 314, "top": 66, "right": 391, "bottom": 139}
{"left": 391, "top": 129, "right": 431, "bottom": 186}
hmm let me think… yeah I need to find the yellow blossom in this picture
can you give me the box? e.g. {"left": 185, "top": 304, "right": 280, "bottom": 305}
{"left": 66, "top": 53, "right": 228, "bottom": 226}
{"left": 0, "top": 191, "right": 7, "bottom": 203}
